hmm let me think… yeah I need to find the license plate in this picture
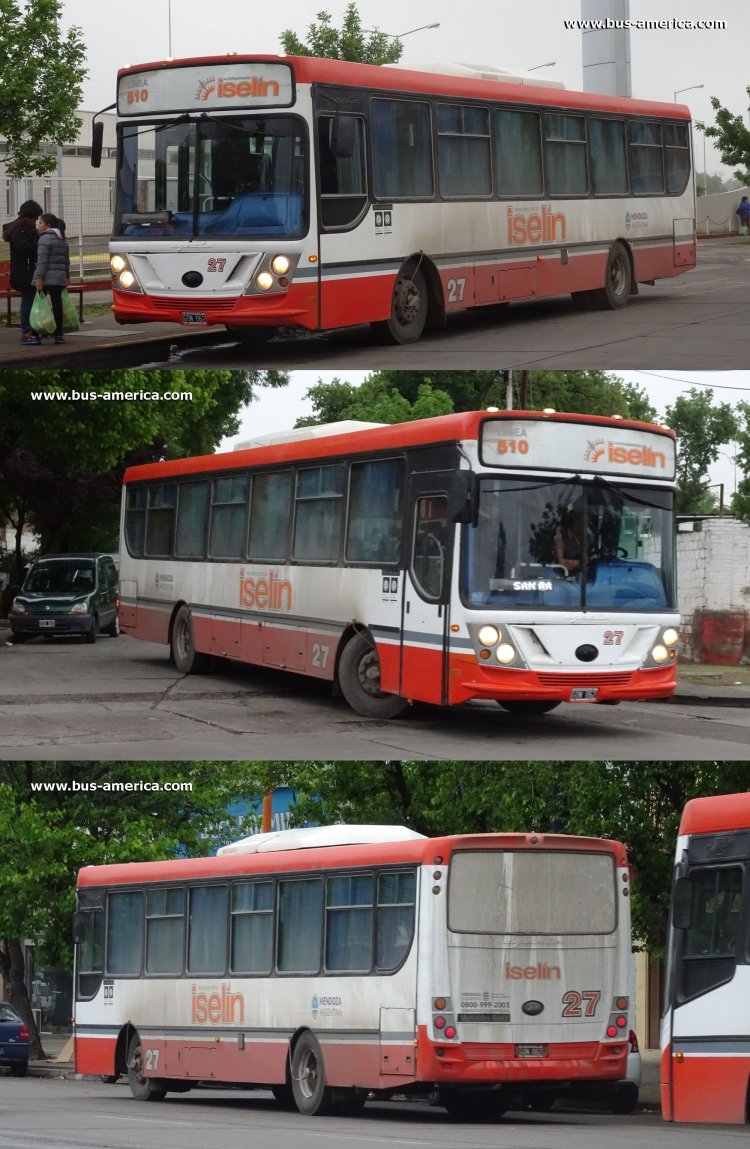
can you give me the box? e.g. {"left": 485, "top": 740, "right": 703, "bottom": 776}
{"left": 181, "top": 312, "right": 207, "bottom": 325}
{"left": 570, "top": 687, "right": 598, "bottom": 701}
{"left": 39, "top": 619, "right": 55, "bottom": 629}
{"left": 516, "top": 1044, "right": 548, "bottom": 1058}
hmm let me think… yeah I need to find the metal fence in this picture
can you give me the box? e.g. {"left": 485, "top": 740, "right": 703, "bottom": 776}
{"left": 2, "top": 177, "right": 113, "bottom": 279}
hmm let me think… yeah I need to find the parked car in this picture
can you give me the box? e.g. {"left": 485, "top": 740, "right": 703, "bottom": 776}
{"left": 0, "top": 1001, "right": 30, "bottom": 1077}
{"left": 516, "top": 1030, "right": 641, "bottom": 1115}
{"left": 9, "top": 553, "right": 119, "bottom": 644}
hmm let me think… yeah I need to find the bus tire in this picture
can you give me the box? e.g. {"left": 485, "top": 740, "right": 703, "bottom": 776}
{"left": 372, "top": 266, "right": 428, "bottom": 344}
{"left": 170, "top": 605, "right": 211, "bottom": 675}
{"left": 290, "top": 1032, "right": 336, "bottom": 1116}
{"left": 594, "top": 241, "right": 632, "bottom": 309}
{"left": 338, "top": 633, "right": 408, "bottom": 719}
{"left": 126, "top": 1033, "right": 167, "bottom": 1102}
{"left": 497, "top": 700, "right": 561, "bottom": 715}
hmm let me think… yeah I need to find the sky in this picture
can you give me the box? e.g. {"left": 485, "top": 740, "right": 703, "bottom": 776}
{"left": 220, "top": 371, "right": 750, "bottom": 498}
{"left": 63, "top": 0, "right": 746, "bottom": 178}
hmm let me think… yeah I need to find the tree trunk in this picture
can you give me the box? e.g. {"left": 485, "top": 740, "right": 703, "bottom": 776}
{"left": 5, "top": 937, "right": 47, "bottom": 1059}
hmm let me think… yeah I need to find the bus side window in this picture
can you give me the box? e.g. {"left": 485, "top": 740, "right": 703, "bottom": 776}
{"left": 412, "top": 495, "right": 449, "bottom": 600}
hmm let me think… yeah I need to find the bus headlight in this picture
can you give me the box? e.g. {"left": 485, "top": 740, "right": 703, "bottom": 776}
{"left": 110, "top": 255, "right": 142, "bottom": 293}
{"left": 270, "top": 254, "right": 291, "bottom": 275}
{"left": 496, "top": 643, "right": 516, "bottom": 664}
{"left": 119, "top": 270, "right": 136, "bottom": 289}
{"left": 256, "top": 271, "right": 274, "bottom": 291}
{"left": 477, "top": 625, "right": 500, "bottom": 647}
{"left": 662, "top": 628, "right": 679, "bottom": 647}
{"left": 246, "top": 253, "right": 300, "bottom": 295}
{"left": 111, "top": 255, "right": 127, "bottom": 273}
{"left": 650, "top": 644, "right": 669, "bottom": 663}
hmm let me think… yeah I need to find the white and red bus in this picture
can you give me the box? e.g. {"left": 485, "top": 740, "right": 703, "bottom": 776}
{"left": 119, "top": 409, "right": 679, "bottom": 717}
{"left": 96, "top": 54, "right": 696, "bottom": 343}
{"left": 74, "top": 825, "right": 635, "bottom": 1117}
{"left": 661, "top": 792, "right": 750, "bottom": 1124}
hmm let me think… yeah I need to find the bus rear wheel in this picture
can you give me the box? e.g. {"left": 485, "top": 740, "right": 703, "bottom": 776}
{"left": 290, "top": 1032, "right": 336, "bottom": 1116}
{"left": 372, "top": 266, "right": 428, "bottom": 344}
{"left": 497, "top": 700, "right": 561, "bottom": 715}
{"left": 170, "top": 605, "right": 211, "bottom": 675}
{"left": 338, "top": 633, "right": 408, "bottom": 718}
{"left": 594, "top": 241, "right": 632, "bottom": 309}
{"left": 126, "top": 1033, "right": 166, "bottom": 1102}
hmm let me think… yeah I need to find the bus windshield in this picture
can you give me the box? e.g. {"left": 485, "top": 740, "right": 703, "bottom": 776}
{"left": 461, "top": 477, "right": 674, "bottom": 610}
{"left": 116, "top": 115, "right": 307, "bottom": 239}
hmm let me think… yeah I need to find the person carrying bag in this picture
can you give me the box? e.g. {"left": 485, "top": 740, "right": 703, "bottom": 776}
{"left": 32, "top": 212, "right": 71, "bottom": 344}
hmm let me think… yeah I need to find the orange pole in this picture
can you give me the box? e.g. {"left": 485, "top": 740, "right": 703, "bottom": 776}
{"left": 262, "top": 791, "right": 273, "bottom": 833}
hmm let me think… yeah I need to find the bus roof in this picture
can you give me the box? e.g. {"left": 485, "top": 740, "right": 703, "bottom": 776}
{"left": 123, "top": 410, "right": 675, "bottom": 484}
{"left": 77, "top": 831, "right": 628, "bottom": 888}
{"left": 679, "top": 792, "right": 750, "bottom": 836}
{"left": 116, "top": 54, "right": 692, "bottom": 121}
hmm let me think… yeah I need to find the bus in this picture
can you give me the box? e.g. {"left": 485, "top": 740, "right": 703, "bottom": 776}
{"left": 95, "top": 54, "right": 696, "bottom": 343}
{"left": 661, "top": 792, "right": 750, "bottom": 1124}
{"left": 118, "top": 409, "right": 679, "bottom": 718}
{"left": 74, "top": 825, "right": 635, "bottom": 1117}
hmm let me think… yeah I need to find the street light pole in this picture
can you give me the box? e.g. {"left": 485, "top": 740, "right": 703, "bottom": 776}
{"left": 674, "top": 83, "right": 704, "bottom": 103}
{"left": 527, "top": 62, "right": 556, "bottom": 71}
{"left": 367, "top": 22, "right": 440, "bottom": 39}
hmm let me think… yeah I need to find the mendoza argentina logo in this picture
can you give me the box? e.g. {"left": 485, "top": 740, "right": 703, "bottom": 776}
{"left": 239, "top": 568, "right": 292, "bottom": 611}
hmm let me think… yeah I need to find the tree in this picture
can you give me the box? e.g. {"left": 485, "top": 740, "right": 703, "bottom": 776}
{"left": 0, "top": 762, "right": 262, "bottom": 1057}
{"left": 0, "top": 371, "right": 287, "bottom": 576}
{"left": 239, "top": 759, "right": 750, "bottom": 957}
{"left": 280, "top": 4, "right": 404, "bottom": 64}
{"left": 696, "top": 90, "right": 750, "bottom": 186}
{"left": 663, "top": 388, "right": 738, "bottom": 514}
{"left": 295, "top": 371, "right": 657, "bottom": 428}
{"left": 730, "top": 400, "right": 750, "bottom": 521}
{"left": 0, "top": 0, "right": 87, "bottom": 177}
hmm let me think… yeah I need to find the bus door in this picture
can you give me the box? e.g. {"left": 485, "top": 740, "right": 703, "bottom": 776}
{"left": 400, "top": 469, "right": 454, "bottom": 705}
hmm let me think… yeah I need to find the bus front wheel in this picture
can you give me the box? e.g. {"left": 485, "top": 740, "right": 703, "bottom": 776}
{"left": 497, "top": 700, "right": 561, "bottom": 716}
{"left": 290, "top": 1032, "right": 336, "bottom": 1116}
{"left": 372, "top": 266, "right": 428, "bottom": 344}
{"left": 595, "top": 241, "right": 632, "bottom": 309}
{"left": 338, "top": 633, "right": 409, "bottom": 718}
{"left": 170, "top": 605, "right": 212, "bottom": 675}
{"left": 126, "top": 1033, "right": 166, "bottom": 1102}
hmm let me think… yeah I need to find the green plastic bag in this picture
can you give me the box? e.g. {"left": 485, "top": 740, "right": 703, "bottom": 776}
{"left": 61, "top": 288, "right": 80, "bottom": 332}
{"left": 30, "top": 290, "right": 56, "bottom": 335}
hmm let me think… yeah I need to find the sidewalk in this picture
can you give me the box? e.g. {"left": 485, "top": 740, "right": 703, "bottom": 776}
{"left": 0, "top": 294, "right": 214, "bottom": 367}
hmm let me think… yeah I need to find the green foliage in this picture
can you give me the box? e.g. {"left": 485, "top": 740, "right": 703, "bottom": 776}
{"left": 280, "top": 4, "right": 404, "bottom": 64}
{"left": 295, "top": 371, "right": 658, "bottom": 428}
{"left": 0, "top": 371, "right": 287, "bottom": 564}
{"left": 730, "top": 400, "right": 750, "bottom": 521}
{"left": 663, "top": 388, "right": 738, "bottom": 514}
{"left": 696, "top": 89, "right": 750, "bottom": 185}
{"left": 0, "top": 0, "right": 87, "bottom": 177}
{"left": 256, "top": 760, "right": 750, "bottom": 955}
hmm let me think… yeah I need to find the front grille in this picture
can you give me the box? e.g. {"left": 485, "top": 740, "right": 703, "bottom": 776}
{"left": 149, "top": 297, "right": 237, "bottom": 313}
{"left": 536, "top": 672, "right": 635, "bottom": 687}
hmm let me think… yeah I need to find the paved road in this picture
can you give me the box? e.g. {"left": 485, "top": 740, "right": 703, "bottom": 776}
{"left": 2, "top": 238, "right": 747, "bottom": 370}
{"left": 2, "top": 632, "right": 749, "bottom": 760}
{"left": 0, "top": 1076, "right": 742, "bottom": 1149}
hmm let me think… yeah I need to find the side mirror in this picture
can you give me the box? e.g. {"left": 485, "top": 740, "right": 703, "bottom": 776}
{"left": 448, "top": 471, "right": 478, "bottom": 523}
{"left": 91, "top": 121, "right": 104, "bottom": 169}
{"left": 331, "top": 116, "right": 356, "bottom": 159}
{"left": 672, "top": 876, "right": 693, "bottom": 929}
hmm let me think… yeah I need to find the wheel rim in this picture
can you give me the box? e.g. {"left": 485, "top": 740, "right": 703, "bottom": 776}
{"left": 298, "top": 1047, "right": 319, "bottom": 1102}
{"left": 130, "top": 1043, "right": 145, "bottom": 1086}
{"left": 175, "top": 616, "right": 190, "bottom": 661}
{"left": 356, "top": 645, "right": 386, "bottom": 699}
{"left": 609, "top": 253, "right": 628, "bottom": 298}
{"left": 393, "top": 275, "right": 421, "bottom": 327}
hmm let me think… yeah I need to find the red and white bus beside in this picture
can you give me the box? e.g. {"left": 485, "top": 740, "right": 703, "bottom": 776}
{"left": 74, "top": 825, "right": 635, "bottom": 1117}
{"left": 96, "top": 54, "right": 696, "bottom": 342}
{"left": 118, "top": 409, "right": 679, "bottom": 717}
{"left": 661, "top": 792, "right": 750, "bottom": 1124}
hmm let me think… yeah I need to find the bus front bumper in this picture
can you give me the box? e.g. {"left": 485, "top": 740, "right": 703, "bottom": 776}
{"left": 449, "top": 661, "right": 677, "bottom": 705}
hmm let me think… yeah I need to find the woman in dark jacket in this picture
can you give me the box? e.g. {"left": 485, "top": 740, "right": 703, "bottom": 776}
{"left": 1, "top": 199, "right": 43, "bottom": 345}
{"left": 33, "top": 212, "right": 71, "bottom": 344}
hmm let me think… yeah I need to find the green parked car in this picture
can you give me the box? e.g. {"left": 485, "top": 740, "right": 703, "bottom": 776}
{"left": 10, "top": 553, "right": 119, "bottom": 644}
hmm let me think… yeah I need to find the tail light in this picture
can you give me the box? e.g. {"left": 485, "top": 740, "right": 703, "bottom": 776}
{"left": 629, "top": 1030, "right": 639, "bottom": 1054}
{"left": 19, "top": 1024, "right": 30, "bottom": 1041}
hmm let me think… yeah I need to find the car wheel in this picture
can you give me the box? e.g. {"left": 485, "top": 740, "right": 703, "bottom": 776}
{"left": 9, "top": 1063, "right": 28, "bottom": 1077}
{"left": 126, "top": 1033, "right": 166, "bottom": 1102}
{"left": 338, "top": 632, "right": 408, "bottom": 718}
{"left": 170, "top": 605, "right": 211, "bottom": 674}
{"left": 85, "top": 617, "right": 97, "bottom": 644}
{"left": 290, "top": 1032, "right": 336, "bottom": 1116}
{"left": 372, "top": 266, "right": 429, "bottom": 344}
{"left": 106, "top": 613, "right": 120, "bottom": 638}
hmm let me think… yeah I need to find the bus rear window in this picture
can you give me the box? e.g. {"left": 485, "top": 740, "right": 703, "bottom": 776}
{"left": 448, "top": 850, "right": 616, "bottom": 934}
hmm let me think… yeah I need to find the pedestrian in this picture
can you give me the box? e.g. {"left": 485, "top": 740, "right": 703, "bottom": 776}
{"left": 32, "top": 212, "right": 70, "bottom": 344}
{"left": 737, "top": 195, "right": 750, "bottom": 235}
{"left": 1, "top": 199, "right": 43, "bottom": 346}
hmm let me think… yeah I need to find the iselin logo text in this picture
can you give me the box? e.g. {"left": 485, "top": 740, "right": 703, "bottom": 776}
{"left": 505, "top": 962, "right": 561, "bottom": 980}
{"left": 191, "top": 984, "right": 245, "bottom": 1024}
{"left": 239, "top": 569, "right": 292, "bottom": 611}
{"left": 507, "top": 205, "right": 567, "bottom": 245}
{"left": 608, "top": 442, "right": 667, "bottom": 469}
{"left": 218, "top": 76, "right": 280, "bottom": 99}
